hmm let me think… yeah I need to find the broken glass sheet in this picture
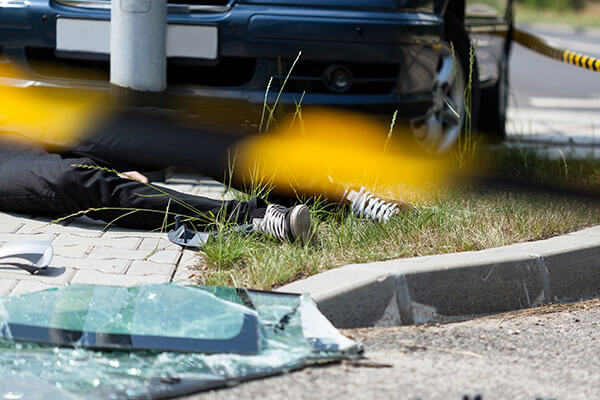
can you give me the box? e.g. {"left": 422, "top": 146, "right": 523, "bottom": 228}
{"left": 0, "top": 284, "right": 361, "bottom": 399}
{"left": 0, "top": 284, "right": 260, "bottom": 354}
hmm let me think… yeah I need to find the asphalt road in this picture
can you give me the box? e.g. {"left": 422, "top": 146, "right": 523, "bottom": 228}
{"left": 192, "top": 298, "right": 600, "bottom": 400}
{"left": 507, "top": 24, "right": 600, "bottom": 144}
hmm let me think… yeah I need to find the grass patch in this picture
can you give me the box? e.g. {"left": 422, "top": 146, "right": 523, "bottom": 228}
{"left": 481, "top": 144, "right": 600, "bottom": 192}
{"left": 518, "top": 0, "right": 585, "bottom": 12}
{"left": 190, "top": 146, "right": 600, "bottom": 290}
{"left": 193, "top": 182, "right": 600, "bottom": 290}
{"left": 476, "top": 0, "right": 600, "bottom": 27}
{"left": 515, "top": 1, "right": 600, "bottom": 27}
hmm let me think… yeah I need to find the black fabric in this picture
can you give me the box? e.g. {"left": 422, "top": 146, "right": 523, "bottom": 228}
{"left": 66, "top": 109, "right": 241, "bottom": 178}
{"left": 0, "top": 111, "right": 260, "bottom": 230}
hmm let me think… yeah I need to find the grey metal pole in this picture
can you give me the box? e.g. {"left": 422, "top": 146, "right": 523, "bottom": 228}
{"left": 110, "top": 0, "right": 167, "bottom": 92}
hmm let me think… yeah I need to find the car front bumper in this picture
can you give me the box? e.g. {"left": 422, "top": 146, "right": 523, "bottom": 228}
{"left": 0, "top": 1, "right": 443, "bottom": 125}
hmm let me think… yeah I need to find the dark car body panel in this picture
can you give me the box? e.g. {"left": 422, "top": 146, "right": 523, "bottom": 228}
{"left": 238, "top": 0, "right": 435, "bottom": 12}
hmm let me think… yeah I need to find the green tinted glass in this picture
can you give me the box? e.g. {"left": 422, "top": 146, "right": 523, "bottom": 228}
{"left": 0, "top": 284, "right": 260, "bottom": 354}
{"left": 0, "top": 284, "right": 360, "bottom": 399}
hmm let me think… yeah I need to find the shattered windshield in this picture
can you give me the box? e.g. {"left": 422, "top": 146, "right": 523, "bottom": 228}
{"left": 0, "top": 284, "right": 361, "bottom": 399}
{"left": 0, "top": 284, "right": 260, "bottom": 354}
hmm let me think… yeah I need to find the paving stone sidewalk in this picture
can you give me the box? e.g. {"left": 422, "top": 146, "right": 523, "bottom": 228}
{"left": 0, "top": 173, "right": 228, "bottom": 297}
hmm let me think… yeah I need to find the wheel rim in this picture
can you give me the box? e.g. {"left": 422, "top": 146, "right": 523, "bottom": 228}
{"left": 411, "top": 45, "right": 467, "bottom": 153}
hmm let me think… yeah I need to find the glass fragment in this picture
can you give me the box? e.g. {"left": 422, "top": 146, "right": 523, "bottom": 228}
{"left": 0, "top": 284, "right": 361, "bottom": 399}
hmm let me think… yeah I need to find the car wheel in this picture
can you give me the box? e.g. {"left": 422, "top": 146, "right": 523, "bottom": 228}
{"left": 411, "top": 14, "right": 481, "bottom": 153}
{"left": 479, "top": 49, "right": 509, "bottom": 141}
{"left": 480, "top": 1, "right": 514, "bottom": 142}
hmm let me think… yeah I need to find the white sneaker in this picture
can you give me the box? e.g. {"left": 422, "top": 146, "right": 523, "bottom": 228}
{"left": 344, "top": 187, "right": 410, "bottom": 222}
{"left": 253, "top": 204, "right": 312, "bottom": 243}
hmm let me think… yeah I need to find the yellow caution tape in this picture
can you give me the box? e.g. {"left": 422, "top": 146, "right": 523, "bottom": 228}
{"left": 507, "top": 29, "right": 600, "bottom": 73}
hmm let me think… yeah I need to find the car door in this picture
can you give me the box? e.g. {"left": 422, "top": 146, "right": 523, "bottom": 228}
{"left": 465, "top": 0, "right": 514, "bottom": 85}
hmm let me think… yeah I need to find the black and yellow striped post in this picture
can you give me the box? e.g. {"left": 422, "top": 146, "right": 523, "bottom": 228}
{"left": 506, "top": 29, "right": 600, "bottom": 73}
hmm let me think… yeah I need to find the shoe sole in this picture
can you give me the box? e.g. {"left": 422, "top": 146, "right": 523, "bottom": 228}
{"left": 344, "top": 188, "right": 413, "bottom": 222}
{"left": 288, "top": 205, "right": 312, "bottom": 244}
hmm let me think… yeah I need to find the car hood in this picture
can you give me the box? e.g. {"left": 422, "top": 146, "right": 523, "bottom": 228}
{"left": 238, "top": 0, "right": 435, "bottom": 11}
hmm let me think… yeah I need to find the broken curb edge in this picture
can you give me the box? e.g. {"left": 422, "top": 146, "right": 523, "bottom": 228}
{"left": 278, "top": 225, "right": 600, "bottom": 328}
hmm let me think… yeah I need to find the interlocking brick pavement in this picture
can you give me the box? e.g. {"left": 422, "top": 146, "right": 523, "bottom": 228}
{"left": 0, "top": 173, "right": 229, "bottom": 296}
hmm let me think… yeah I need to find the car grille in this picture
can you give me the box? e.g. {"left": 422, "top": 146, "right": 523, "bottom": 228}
{"left": 272, "top": 60, "right": 399, "bottom": 95}
{"left": 25, "top": 48, "right": 256, "bottom": 87}
{"left": 54, "top": 0, "right": 234, "bottom": 12}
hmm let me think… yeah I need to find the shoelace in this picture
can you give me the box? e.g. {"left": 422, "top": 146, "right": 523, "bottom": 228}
{"left": 348, "top": 187, "right": 399, "bottom": 222}
{"left": 254, "top": 204, "right": 288, "bottom": 240}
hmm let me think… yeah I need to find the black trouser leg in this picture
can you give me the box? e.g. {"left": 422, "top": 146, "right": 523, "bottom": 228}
{"left": 65, "top": 109, "right": 243, "bottom": 180}
{"left": 0, "top": 140, "right": 259, "bottom": 230}
{"left": 64, "top": 109, "right": 309, "bottom": 205}
{"left": 64, "top": 109, "right": 341, "bottom": 205}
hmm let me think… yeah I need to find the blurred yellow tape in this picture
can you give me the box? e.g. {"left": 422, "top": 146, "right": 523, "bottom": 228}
{"left": 507, "top": 28, "right": 600, "bottom": 73}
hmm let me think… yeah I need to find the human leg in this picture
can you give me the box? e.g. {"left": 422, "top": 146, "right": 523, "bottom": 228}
{"left": 0, "top": 140, "right": 257, "bottom": 230}
{"left": 51, "top": 110, "right": 408, "bottom": 225}
{"left": 64, "top": 109, "right": 241, "bottom": 180}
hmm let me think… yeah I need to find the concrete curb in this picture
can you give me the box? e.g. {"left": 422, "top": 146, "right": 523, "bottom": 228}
{"left": 278, "top": 226, "right": 600, "bottom": 328}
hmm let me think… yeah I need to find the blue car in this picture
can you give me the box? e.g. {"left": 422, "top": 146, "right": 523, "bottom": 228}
{"left": 0, "top": 0, "right": 513, "bottom": 151}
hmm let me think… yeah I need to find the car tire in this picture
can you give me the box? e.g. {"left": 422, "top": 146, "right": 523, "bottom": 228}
{"left": 411, "top": 13, "right": 481, "bottom": 153}
{"left": 479, "top": 51, "right": 509, "bottom": 141}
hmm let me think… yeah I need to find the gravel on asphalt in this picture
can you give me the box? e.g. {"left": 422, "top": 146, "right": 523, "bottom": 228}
{"left": 190, "top": 299, "right": 600, "bottom": 400}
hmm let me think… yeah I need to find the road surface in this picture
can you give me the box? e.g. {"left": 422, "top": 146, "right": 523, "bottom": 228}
{"left": 507, "top": 24, "right": 600, "bottom": 146}
{"left": 193, "top": 298, "right": 600, "bottom": 400}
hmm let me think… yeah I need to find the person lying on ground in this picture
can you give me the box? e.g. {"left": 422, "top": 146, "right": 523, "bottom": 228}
{"left": 0, "top": 136, "right": 313, "bottom": 243}
{"left": 0, "top": 109, "right": 407, "bottom": 244}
